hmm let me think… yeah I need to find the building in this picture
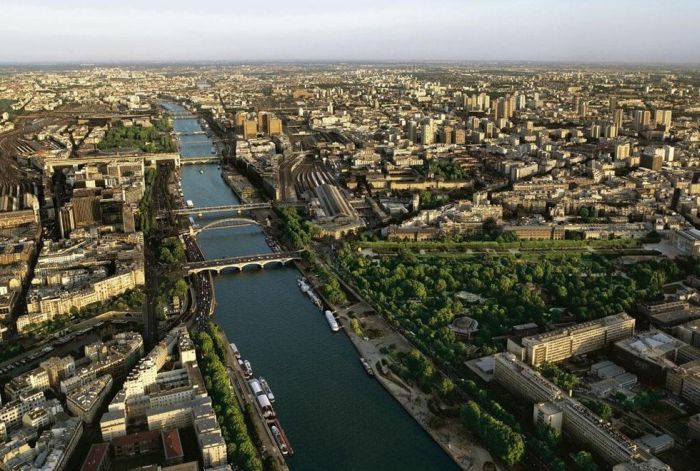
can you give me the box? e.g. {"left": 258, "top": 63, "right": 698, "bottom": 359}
{"left": 533, "top": 402, "right": 563, "bottom": 433}
{"left": 613, "top": 330, "right": 700, "bottom": 383}
{"left": 66, "top": 375, "right": 113, "bottom": 423}
{"left": 98, "top": 325, "right": 228, "bottom": 471}
{"left": 633, "top": 110, "right": 651, "bottom": 131}
{"left": 503, "top": 225, "right": 566, "bottom": 241}
{"left": 640, "top": 153, "right": 663, "bottom": 172}
{"left": 162, "top": 429, "right": 184, "bottom": 465}
{"left": 688, "top": 413, "right": 700, "bottom": 441}
{"left": 654, "top": 110, "right": 672, "bottom": 129}
{"left": 509, "top": 313, "right": 635, "bottom": 367}
{"left": 494, "top": 353, "right": 655, "bottom": 466}
{"left": 0, "top": 390, "right": 45, "bottom": 431}
{"left": 675, "top": 319, "right": 700, "bottom": 347}
{"left": 5, "top": 367, "right": 50, "bottom": 399}
{"left": 111, "top": 430, "right": 161, "bottom": 458}
{"left": 666, "top": 359, "right": 700, "bottom": 406}
{"left": 672, "top": 229, "right": 700, "bottom": 257}
{"left": 40, "top": 356, "right": 75, "bottom": 390}
{"left": 80, "top": 443, "right": 112, "bottom": 471}
{"left": 242, "top": 119, "right": 257, "bottom": 139}
{"left": 0, "top": 417, "right": 82, "bottom": 471}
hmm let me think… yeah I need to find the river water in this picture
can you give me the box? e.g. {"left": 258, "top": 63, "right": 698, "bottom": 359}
{"left": 164, "top": 102, "right": 457, "bottom": 471}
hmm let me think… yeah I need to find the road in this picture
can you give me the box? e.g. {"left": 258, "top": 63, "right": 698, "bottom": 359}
{"left": 0, "top": 313, "right": 142, "bottom": 378}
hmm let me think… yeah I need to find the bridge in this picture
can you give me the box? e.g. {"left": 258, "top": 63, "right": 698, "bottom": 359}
{"left": 184, "top": 251, "right": 303, "bottom": 274}
{"left": 173, "top": 202, "right": 272, "bottom": 216}
{"left": 176, "top": 131, "right": 208, "bottom": 136}
{"left": 182, "top": 157, "right": 221, "bottom": 165}
{"left": 170, "top": 111, "right": 197, "bottom": 119}
{"left": 185, "top": 217, "right": 262, "bottom": 235}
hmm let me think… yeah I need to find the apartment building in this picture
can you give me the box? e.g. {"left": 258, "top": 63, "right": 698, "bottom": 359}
{"left": 40, "top": 355, "right": 75, "bottom": 390}
{"left": 0, "top": 390, "right": 46, "bottom": 431}
{"left": 5, "top": 367, "right": 50, "bottom": 400}
{"left": 66, "top": 375, "right": 113, "bottom": 423}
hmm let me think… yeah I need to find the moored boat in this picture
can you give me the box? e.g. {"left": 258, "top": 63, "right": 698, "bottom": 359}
{"left": 271, "top": 425, "right": 289, "bottom": 455}
{"left": 325, "top": 310, "right": 340, "bottom": 332}
{"left": 230, "top": 342, "right": 240, "bottom": 358}
{"left": 260, "top": 377, "right": 275, "bottom": 402}
{"left": 360, "top": 357, "right": 375, "bottom": 376}
{"left": 243, "top": 360, "right": 253, "bottom": 378}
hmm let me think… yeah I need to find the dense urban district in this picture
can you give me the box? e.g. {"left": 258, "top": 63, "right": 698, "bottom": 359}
{"left": 0, "top": 63, "right": 699, "bottom": 471}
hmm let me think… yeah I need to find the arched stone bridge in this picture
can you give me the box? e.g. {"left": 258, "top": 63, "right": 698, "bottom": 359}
{"left": 184, "top": 251, "right": 303, "bottom": 275}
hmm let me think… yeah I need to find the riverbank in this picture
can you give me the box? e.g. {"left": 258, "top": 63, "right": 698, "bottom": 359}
{"left": 294, "top": 259, "right": 497, "bottom": 471}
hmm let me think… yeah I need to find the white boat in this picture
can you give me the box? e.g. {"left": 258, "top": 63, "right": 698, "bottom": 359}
{"left": 243, "top": 360, "right": 253, "bottom": 378}
{"left": 230, "top": 343, "right": 240, "bottom": 358}
{"left": 325, "top": 310, "right": 340, "bottom": 332}
{"left": 260, "top": 377, "right": 275, "bottom": 402}
{"left": 186, "top": 200, "right": 194, "bottom": 208}
{"left": 297, "top": 278, "right": 310, "bottom": 293}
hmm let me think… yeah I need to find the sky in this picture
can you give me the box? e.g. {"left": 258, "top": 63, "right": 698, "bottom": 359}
{"left": 1, "top": 0, "right": 699, "bottom": 64}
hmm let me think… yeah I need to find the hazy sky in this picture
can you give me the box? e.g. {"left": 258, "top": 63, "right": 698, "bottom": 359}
{"left": 2, "top": 0, "right": 699, "bottom": 63}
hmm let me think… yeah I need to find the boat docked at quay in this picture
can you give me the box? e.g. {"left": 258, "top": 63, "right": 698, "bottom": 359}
{"left": 325, "top": 310, "right": 340, "bottom": 332}
{"left": 360, "top": 357, "right": 375, "bottom": 376}
{"left": 297, "top": 277, "right": 323, "bottom": 310}
{"left": 260, "top": 377, "right": 275, "bottom": 402}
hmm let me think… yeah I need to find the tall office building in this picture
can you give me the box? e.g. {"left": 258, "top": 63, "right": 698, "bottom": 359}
{"left": 603, "top": 123, "right": 618, "bottom": 138}
{"left": 407, "top": 120, "right": 417, "bottom": 143}
{"left": 641, "top": 153, "right": 663, "bottom": 171}
{"left": 494, "top": 97, "right": 514, "bottom": 121}
{"left": 578, "top": 100, "right": 589, "bottom": 118}
{"left": 256, "top": 112, "right": 283, "bottom": 135}
{"left": 633, "top": 110, "right": 651, "bottom": 131}
{"left": 440, "top": 126, "right": 453, "bottom": 144}
{"left": 257, "top": 111, "right": 266, "bottom": 132}
{"left": 453, "top": 127, "right": 466, "bottom": 145}
{"left": 267, "top": 115, "right": 283, "bottom": 135}
{"left": 613, "top": 108, "right": 624, "bottom": 130}
{"left": 663, "top": 145, "right": 675, "bottom": 162}
{"left": 242, "top": 119, "right": 258, "bottom": 139}
{"left": 655, "top": 109, "right": 672, "bottom": 130}
{"left": 421, "top": 120, "right": 435, "bottom": 145}
{"left": 615, "top": 142, "right": 631, "bottom": 160}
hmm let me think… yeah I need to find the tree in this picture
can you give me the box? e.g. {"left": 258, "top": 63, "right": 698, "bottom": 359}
{"left": 539, "top": 363, "right": 578, "bottom": 391}
{"left": 436, "top": 376, "right": 454, "bottom": 398}
{"left": 573, "top": 451, "right": 598, "bottom": 471}
{"left": 173, "top": 279, "right": 189, "bottom": 298}
{"left": 461, "top": 401, "right": 525, "bottom": 465}
{"left": 583, "top": 399, "right": 612, "bottom": 421}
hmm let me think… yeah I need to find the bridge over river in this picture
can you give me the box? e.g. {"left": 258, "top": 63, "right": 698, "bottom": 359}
{"left": 183, "top": 251, "right": 303, "bottom": 274}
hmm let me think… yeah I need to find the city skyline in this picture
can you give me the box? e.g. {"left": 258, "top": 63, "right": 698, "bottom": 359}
{"left": 2, "top": 0, "right": 700, "bottom": 64}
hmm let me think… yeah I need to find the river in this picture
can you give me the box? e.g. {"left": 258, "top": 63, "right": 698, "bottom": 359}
{"left": 163, "top": 102, "right": 457, "bottom": 471}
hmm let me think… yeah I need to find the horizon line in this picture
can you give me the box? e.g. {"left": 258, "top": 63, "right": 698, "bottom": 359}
{"left": 1, "top": 58, "right": 700, "bottom": 68}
